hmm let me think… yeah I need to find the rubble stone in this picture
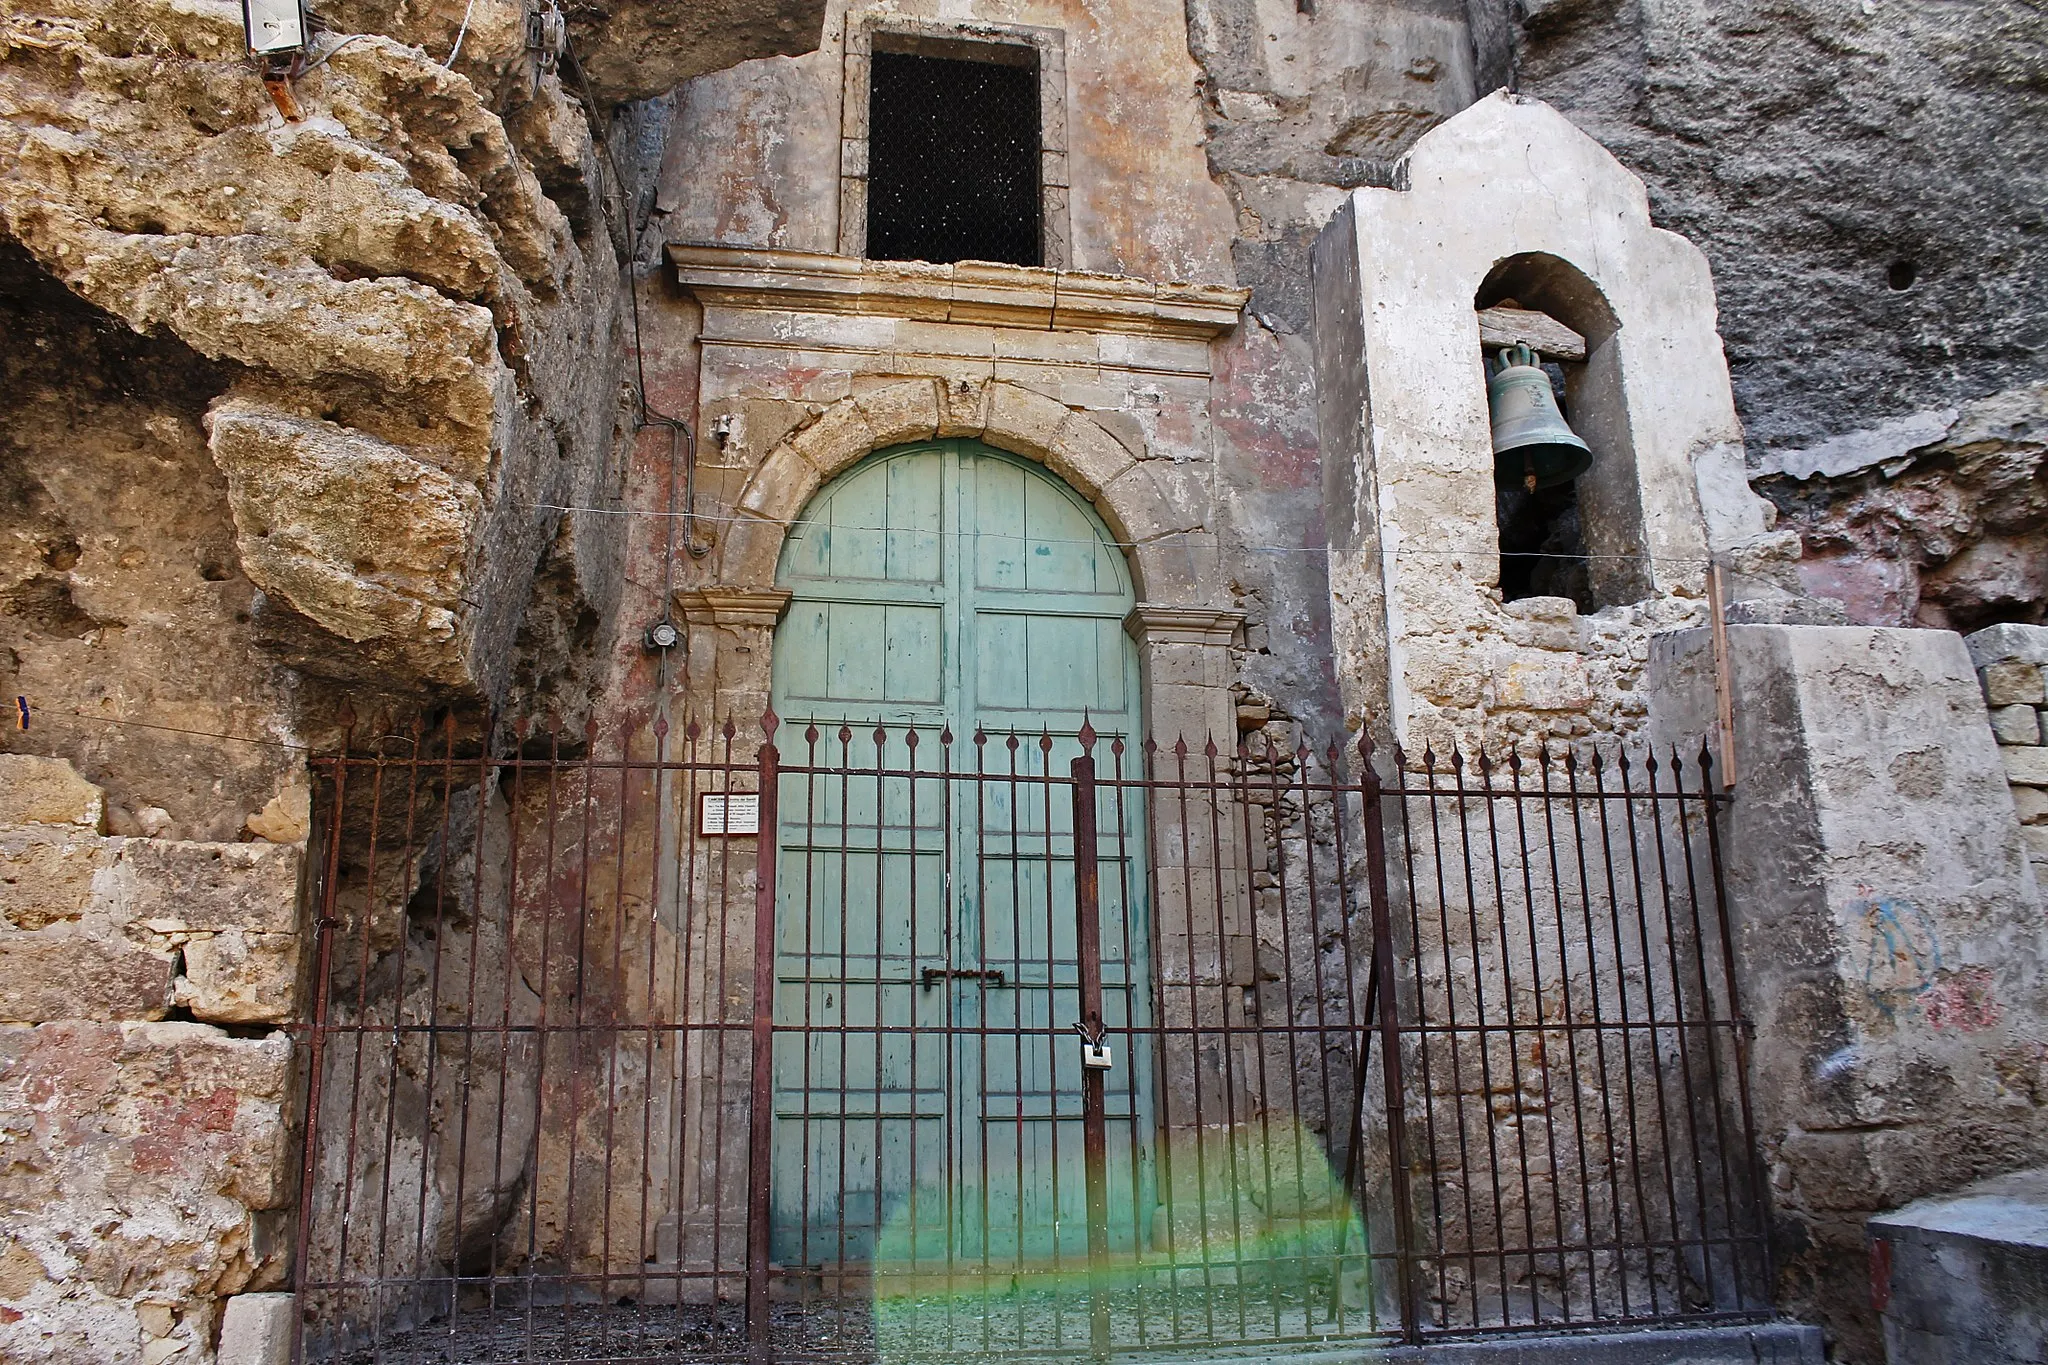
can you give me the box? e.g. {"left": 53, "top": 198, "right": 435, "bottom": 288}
{"left": 1985, "top": 662, "right": 2048, "bottom": 708}
{"left": 2006, "top": 747, "right": 2048, "bottom": 789}
{"left": 0, "top": 755, "right": 105, "bottom": 831}
{"left": 1991, "top": 705, "right": 2046, "bottom": 748}
{"left": 0, "top": 1022, "right": 293, "bottom": 1361}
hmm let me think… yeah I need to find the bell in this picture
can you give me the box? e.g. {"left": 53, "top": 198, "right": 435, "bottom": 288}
{"left": 1487, "top": 343, "right": 1592, "bottom": 492}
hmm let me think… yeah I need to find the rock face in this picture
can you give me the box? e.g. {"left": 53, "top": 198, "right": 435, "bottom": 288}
{"left": 0, "top": 0, "right": 630, "bottom": 701}
{"left": 1502, "top": 0, "right": 2048, "bottom": 633}
{"left": 1504, "top": 0, "right": 2047, "bottom": 460}
{"left": 1758, "top": 384, "right": 2048, "bottom": 632}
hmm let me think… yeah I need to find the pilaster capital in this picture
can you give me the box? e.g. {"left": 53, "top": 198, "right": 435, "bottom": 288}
{"left": 674, "top": 587, "right": 793, "bottom": 631}
{"left": 1124, "top": 605, "right": 1244, "bottom": 648}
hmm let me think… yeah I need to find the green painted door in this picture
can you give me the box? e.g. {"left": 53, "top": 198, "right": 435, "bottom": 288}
{"left": 768, "top": 440, "right": 1153, "bottom": 1275}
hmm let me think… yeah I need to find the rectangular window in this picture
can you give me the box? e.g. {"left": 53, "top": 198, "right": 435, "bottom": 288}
{"left": 866, "top": 44, "right": 1042, "bottom": 268}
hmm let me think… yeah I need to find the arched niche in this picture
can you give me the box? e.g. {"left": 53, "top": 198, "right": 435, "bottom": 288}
{"left": 1477, "top": 252, "right": 1652, "bottom": 611}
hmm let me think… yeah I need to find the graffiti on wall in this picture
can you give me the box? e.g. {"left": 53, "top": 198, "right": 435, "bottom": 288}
{"left": 1854, "top": 890, "right": 2000, "bottom": 1031}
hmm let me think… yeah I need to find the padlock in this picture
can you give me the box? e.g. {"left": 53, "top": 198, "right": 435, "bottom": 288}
{"left": 1081, "top": 1041, "right": 1113, "bottom": 1070}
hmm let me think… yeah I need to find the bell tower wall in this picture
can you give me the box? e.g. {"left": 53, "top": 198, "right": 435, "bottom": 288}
{"left": 1311, "top": 91, "right": 1796, "bottom": 753}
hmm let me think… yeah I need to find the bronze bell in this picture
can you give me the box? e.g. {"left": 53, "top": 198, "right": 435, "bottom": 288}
{"left": 1487, "top": 342, "right": 1592, "bottom": 492}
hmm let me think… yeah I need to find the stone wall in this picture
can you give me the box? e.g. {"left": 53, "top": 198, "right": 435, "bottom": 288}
{"left": 0, "top": 755, "right": 301, "bottom": 1362}
{"left": 1967, "top": 624, "right": 2048, "bottom": 877}
{"left": 1650, "top": 625, "right": 2048, "bottom": 1365}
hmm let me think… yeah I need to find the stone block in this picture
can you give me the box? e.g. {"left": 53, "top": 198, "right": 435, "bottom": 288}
{"left": 1984, "top": 661, "right": 2047, "bottom": 707}
{"left": 2005, "top": 746, "right": 2048, "bottom": 787}
{"left": 0, "top": 923, "right": 174, "bottom": 1022}
{"left": 217, "top": 1292, "right": 294, "bottom": 1365}
{"left": 1965, "top": 622, "right": 2048, "bottom": 670}
{"left": 1098, "top": 460, "right": 1204, "bottom": 542}
{"left": 1991, "top": 704, "right": 2046, "bottom": 746}
{"left": 982, "top": 382, "right": 1070, "bottom": 464}
{"left": 0, "top": 754, "right": 106, "bottom": 830}
{"left": 933, "top": 376, "right": 991, "bottom": 436}
{"left": 850, "top": 379, "right": 940, "bottom": 449}
{"left": 2026, "top": 825, "right": 2048, "bottom": 865}
{"left": 1494, "top": 655, "right": 1593, "bottom": 712}
{"left": 0, "top": 828, "right": 103, "bottom": 931}
{"left": 178, "top": 929, "right": 300, "bottom": 1025}
{"left": 783, "top": 400, "right": 875, "bottom": 484}
{"left": 116, "top": 839, "right": 301, "bottom": 933}
{"left": 2015, "top": 786, "right": 2048, "bottom": 825}
{"left": 1046, "top": 409, "right": 1137, "bottom": 496}
{"left": 1872, "top": 1167, "right": 2048, "bottom": 1365}
{"left": 735, "top": 447, "right": 826, "bottom": 523}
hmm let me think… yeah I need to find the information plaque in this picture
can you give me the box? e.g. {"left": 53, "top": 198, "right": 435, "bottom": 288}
{"left": 697, "top": 792, "right": 760, "bottom": 836}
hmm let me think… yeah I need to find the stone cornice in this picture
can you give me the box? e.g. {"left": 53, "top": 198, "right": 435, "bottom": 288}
{"left": 674, "top": 587, "right": 792, "bottom": 630}
{"left": 1124, "top": 605, "right": 1245, "bottom": 647}
{"left": 667, "top": 245, "right": 1249, "bottom": 341}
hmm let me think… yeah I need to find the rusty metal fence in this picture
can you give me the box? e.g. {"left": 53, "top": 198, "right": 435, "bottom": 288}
{"left": 291, "top": 709, "right": 1770, "bottom": 1362}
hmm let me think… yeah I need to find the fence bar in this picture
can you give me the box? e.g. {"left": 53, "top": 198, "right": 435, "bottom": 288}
{"left": 291, "top": 713, "right": 1768, "bottom": 1363}
{"left": 746, "top": 718, "right": 781, "bottom": 1364}
{"left": 1360, "top": 735, "right": 1423, "bottom": 1343}
{"left": 1071, "top": 742, "right": 1112, "bottom": 1361}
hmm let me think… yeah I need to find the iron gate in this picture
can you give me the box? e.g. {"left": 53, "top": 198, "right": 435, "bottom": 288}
{"left": 292, "top": 708, "right": 1770, "bottom": 1362}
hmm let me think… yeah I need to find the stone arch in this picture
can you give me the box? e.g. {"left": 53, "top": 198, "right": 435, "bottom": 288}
{"left": 715, "top": 379, "right": 1206, "bottom": 606}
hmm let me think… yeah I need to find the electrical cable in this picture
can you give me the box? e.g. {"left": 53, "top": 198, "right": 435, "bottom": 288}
{"left": 553, "top": 21, "right": 712, "bottom": 579}
{"left": 442, "top": 0, "right": 478, "bottom": 68}
{"left": 21, "top": 707, "right": 314, "bottom": 752}
{"left": 515, "top": 500, "right": 1717, "bottom": 565}
{"left": 299, "top": 32, "right": 376, "bottom": 75}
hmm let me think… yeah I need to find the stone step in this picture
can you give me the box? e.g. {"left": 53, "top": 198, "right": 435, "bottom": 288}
{"left": 1871, "top": 1166, "right": 2048, "bottom": 1364}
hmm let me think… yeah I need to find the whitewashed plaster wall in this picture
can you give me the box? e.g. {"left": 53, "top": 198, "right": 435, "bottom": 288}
{"left": 1315, "top": 91, "right": 1788, "bottom": 752}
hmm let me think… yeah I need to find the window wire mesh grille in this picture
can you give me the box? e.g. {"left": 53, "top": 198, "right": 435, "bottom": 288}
{"left": 867, "top": 48, "right": 1041, "bottom": 268}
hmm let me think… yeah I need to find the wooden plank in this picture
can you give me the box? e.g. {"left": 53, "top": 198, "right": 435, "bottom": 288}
{"left": 1478, "top": 305, "right": 1587, "bottom": 362}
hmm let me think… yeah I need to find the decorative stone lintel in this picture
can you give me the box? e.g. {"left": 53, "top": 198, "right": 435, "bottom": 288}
{"left": 674, "top": 586, "right": 792, "bottom": 630}
{"left": 1124, "top": 605, "right": 1245, "bottom": 647}
{"left": 668, "top": 245, "right": 1249, "bottom": 341}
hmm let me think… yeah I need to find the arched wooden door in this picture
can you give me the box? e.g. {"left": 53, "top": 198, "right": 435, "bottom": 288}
{"left": 767, "top": 440, "right": 1154, "bottom": 1273}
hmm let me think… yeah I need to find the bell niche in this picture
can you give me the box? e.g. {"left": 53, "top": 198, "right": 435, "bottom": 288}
{"left": 1477, "top": 253, "right": 1653, "bottom": 613}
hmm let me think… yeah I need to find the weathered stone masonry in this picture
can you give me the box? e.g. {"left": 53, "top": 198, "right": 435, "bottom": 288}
{"left": 2, "top": 0, "right": 2045, "bottom": 1357}
{"left": 0, "top": 0, "right": 827, "bottom": 1354}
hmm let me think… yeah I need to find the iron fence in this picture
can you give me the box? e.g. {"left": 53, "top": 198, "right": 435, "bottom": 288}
{"left": 291, "top": 708, "right": 1768, "bottom": 1363}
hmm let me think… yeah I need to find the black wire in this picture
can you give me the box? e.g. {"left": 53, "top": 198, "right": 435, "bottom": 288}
{"left": 556, "top": 23, "right": 710, "bottom": 570}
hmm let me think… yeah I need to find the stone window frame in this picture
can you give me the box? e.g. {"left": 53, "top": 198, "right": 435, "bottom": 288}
{"left": 838, "top": 14, "right": 1070, "bottom": 269}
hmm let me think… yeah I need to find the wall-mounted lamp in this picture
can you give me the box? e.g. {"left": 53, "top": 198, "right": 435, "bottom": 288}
{"left": 242, "top": 0, "right": 309, "bottom": 121}
{"left": 242, "top": 0, "right": 308, "bottom": 54}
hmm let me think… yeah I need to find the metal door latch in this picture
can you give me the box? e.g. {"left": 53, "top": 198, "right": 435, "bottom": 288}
{"left": 1074, "top": 1019, "right": 1113, "bottom": 1070}
{"left": 919, "top": 967, "right": 1007, "bottom": 989}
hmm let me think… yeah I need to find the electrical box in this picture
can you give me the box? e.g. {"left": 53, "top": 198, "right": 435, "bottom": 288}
{"left": 242, "top": 0, "right": 307, "bottom": 54}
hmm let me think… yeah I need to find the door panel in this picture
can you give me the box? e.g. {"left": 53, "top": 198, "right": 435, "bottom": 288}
{"left": 769, "top": 441, "right": 1152, "bottom": 1270}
